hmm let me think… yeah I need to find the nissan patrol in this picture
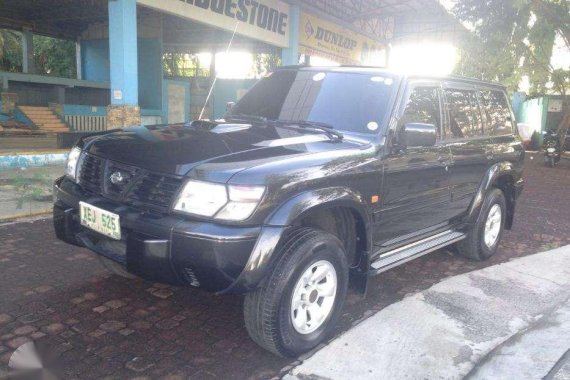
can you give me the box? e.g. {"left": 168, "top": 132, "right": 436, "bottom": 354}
{"left": 53, "top": 66, "right": 524, "bottom": 357}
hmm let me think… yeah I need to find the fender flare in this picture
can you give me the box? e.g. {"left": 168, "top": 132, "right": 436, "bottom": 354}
{"left": 218, "top": 187, "right": 372, "bottom": 294}
{"left": 265, "top": 187, "right": 371, "bottom": 228}
{"left": 465, "top": 161, "right": 516, "bottom": 225}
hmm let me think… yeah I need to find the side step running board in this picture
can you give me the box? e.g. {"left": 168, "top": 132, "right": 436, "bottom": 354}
{"left": 370, "top": 230, "right": 466, "bottom": 274}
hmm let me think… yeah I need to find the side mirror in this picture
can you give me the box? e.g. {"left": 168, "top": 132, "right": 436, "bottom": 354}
{"left": 226, "top": 102, "right": 236, "bottom": 112}
{"left": 403, "top": 123, "right": 437, "bottom": 147}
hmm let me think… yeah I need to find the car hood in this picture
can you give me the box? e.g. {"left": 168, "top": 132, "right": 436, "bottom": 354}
{"left": 82, "top": 122, "right": 369, "bottom": 180}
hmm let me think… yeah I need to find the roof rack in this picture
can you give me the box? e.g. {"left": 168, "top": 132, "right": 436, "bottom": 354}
{"left": 273, "top": 66, "right": 504, "bottom": 87}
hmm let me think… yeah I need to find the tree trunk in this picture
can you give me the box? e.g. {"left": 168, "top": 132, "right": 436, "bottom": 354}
{"left": 557, "top": 99, "right": 570, "bottom": 155}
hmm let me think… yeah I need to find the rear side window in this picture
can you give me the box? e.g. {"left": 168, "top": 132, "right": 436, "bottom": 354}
{"left": 444, "top": 89, "right": 483, "bottom": 139}
{"left": 399, "top": 87, "right": 441, "bottom": 139}
{"left": 479, "top": 90, "right": 513, "bottom": 136}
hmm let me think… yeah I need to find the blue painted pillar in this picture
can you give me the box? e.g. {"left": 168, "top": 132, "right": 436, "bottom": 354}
{"left": 108, "top": 0, "right": 138, "bottom": 106}
{"left": 281, "top": 5, "right": 300, "bottom": 66}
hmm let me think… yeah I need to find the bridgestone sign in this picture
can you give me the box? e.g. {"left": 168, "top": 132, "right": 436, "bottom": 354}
{"left": 138, "top": 0, "right": 290, "bottom": 47}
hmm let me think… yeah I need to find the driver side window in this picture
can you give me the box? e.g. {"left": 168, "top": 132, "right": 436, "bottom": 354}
{"left": 399, "top": 86, "right": 441, "bottom": 140}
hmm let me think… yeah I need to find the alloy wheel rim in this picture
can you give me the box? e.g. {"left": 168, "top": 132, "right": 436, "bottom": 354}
{"left": 484, "top": 204, "right": 502, "bottom": 248}
{"left": 290, "top": 260, "right": 337, "bottom": 335}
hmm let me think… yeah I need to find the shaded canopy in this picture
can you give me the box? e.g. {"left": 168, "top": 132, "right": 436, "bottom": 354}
{"left": 0, "top": 0, "right": 462, "bottom": 46}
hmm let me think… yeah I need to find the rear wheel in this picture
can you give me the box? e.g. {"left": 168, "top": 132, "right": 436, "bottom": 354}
{"left": 455, "top": 188, "right": 506, "bottom": 261}
{"left": 243, "top": 228, "right": 348, "bottom": 357}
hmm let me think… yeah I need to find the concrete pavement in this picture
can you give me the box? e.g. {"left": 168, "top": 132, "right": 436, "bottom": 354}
{"left": 286, "top": 246, "right": 570, "bottom": 380}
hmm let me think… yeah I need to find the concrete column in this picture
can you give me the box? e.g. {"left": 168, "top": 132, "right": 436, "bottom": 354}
{"left": 76, "top": 38, "right": 83, "bottom": 80}
{"left": 55, "top": 86, "right": 66, "bottom": 104}
{"left": 281, "top": 5, "right": 300, "bottom": 66}
{"left": 107, "top": 0, "right": 140, "bottom": 128}
{"left": 21, "top": 29, "right": 35, "bottom": 74}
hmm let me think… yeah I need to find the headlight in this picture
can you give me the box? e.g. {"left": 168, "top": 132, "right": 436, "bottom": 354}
{"left": 173, "top": 180, "right": 228, "bottom": 217}
{"left": 173, "top": 180, "right": 265, "bottom": 221}
{"left": 216, "top": 185, "right": 266, "bottom": 221}
{"left": 65, "top": 147, "right": 82, "bottom": 180}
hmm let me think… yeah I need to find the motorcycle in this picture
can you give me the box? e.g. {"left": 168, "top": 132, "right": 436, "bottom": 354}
{"left": 543, "top": 129, "right": 561, "bottom": 167}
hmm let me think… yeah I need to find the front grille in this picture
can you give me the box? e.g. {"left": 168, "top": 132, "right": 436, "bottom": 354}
{"left": 78, "top": 153, "right": 183, "bottom": 212}
{"left": 127, "top": 173, "right": 184, "bottom": 210}
{"left": 78, "top": 154, "right": 105, "bottom": 193}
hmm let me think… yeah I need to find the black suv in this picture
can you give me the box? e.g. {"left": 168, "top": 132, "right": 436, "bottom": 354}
{"left": 54, "top": 66, "right": 524, "bottom": 357}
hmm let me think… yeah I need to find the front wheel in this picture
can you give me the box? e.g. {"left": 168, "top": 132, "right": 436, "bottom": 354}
{"left": 243, "top": 228, "right": 348, "bottom": 357}
{"left": 455, "top": 188, "right": 506, "bottom": 261}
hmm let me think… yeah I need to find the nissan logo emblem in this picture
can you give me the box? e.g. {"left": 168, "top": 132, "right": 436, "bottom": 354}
{"left": 109, "top": 171, "right": 127, "bottom": 185}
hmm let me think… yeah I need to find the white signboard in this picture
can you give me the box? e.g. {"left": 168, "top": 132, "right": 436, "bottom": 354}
{"left": 548, "top": 99, "right": 563, "bottom": 112}
{"left": 138, "top": 0, "right": 290, "bottom": 47}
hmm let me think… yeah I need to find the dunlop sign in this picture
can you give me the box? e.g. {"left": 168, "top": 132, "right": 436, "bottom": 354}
{"left": 137, "top": 0, "right": 290, "bottom": 47}
{"left": 299, "top": 12, "right": 385, "bottom": 65}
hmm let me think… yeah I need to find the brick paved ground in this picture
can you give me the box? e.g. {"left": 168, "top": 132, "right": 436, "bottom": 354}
{"left": 1, "top": 153, "right": 569, "bottom": 380}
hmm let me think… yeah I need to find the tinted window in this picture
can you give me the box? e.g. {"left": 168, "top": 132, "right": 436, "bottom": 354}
{"left": 399, "top": 86, "right": 441, "bottom": 139}
{"left": 229, "top": 70, "right": 396, "bottom": 134}
{"left": 444, "top": 89, "right": 483, "bottom": 139}
{"left": 479, "top": 90, "right": 513, "bottom": 136}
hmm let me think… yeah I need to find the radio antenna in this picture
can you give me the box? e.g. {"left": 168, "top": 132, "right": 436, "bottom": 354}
{"left": 199, "top": 21, "right": 239, "bottom": 120}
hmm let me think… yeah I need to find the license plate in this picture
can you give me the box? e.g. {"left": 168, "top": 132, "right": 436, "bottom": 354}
{"left": 547, "top": 147, "right": 556, "bottom": 153}
{"left": 79, "top": 202, "right": 121, "bottom": 240}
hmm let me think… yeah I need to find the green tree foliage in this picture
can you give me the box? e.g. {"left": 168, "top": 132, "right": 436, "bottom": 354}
{"left": 0, "top": 29, "right": 23, "bottom": 72}
{"left": 453, "top": 0, "right": 569, "bottom": 147}
{"left": 253, "top": 53, "right": 281, "bottom": 77}
{"left": 453, "top": 0, "right": 568, "bottom": 93}
{"left": 162, "top": 52, "right": 280, "bottom": 79}
{"left": 0, "top": 30, "right": 76, "bottom": 78}
{"left": 163, "top": 53, "right": 209, "bottom": 78}
{"left": 33, "top": 35, "right": 76, "bottom": 78}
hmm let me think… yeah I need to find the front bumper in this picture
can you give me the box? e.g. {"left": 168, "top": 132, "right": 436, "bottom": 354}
{"left": 53, "top": 176, "right": 263, "bottom": 293}
{"left": 514, "top": 177, "right": 524, "bottom": 199}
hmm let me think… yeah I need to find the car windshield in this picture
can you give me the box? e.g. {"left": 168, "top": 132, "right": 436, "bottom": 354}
{"left": 228, "top": 70, "right": 397, "bottom": 135}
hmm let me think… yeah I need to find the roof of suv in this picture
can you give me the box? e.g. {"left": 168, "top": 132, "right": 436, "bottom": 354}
{"left": 276, "top": 65, "right": 506, "bottom": 90}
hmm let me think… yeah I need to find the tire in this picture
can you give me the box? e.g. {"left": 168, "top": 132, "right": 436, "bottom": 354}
{"left": 550, "top": 156, "right": 555, "bottom": 167}
{"left": 455, "top": 188, "right": 506, "bottom": 261}
{"left": 97, "top": 256, "right": 138, "bottom": 279}
{"left": 243, "top": 228, "right": 349, "bottom": 357}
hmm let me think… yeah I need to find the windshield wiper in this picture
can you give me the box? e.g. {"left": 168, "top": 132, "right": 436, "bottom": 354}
{"left": 224, "top": 115, "right": 344, "bottom": 141}
{"left": 224, "top": 113, "right": 268, "bottom": 123}
{"left": 270, "top": 119, "right": 344, "bottom": 141}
